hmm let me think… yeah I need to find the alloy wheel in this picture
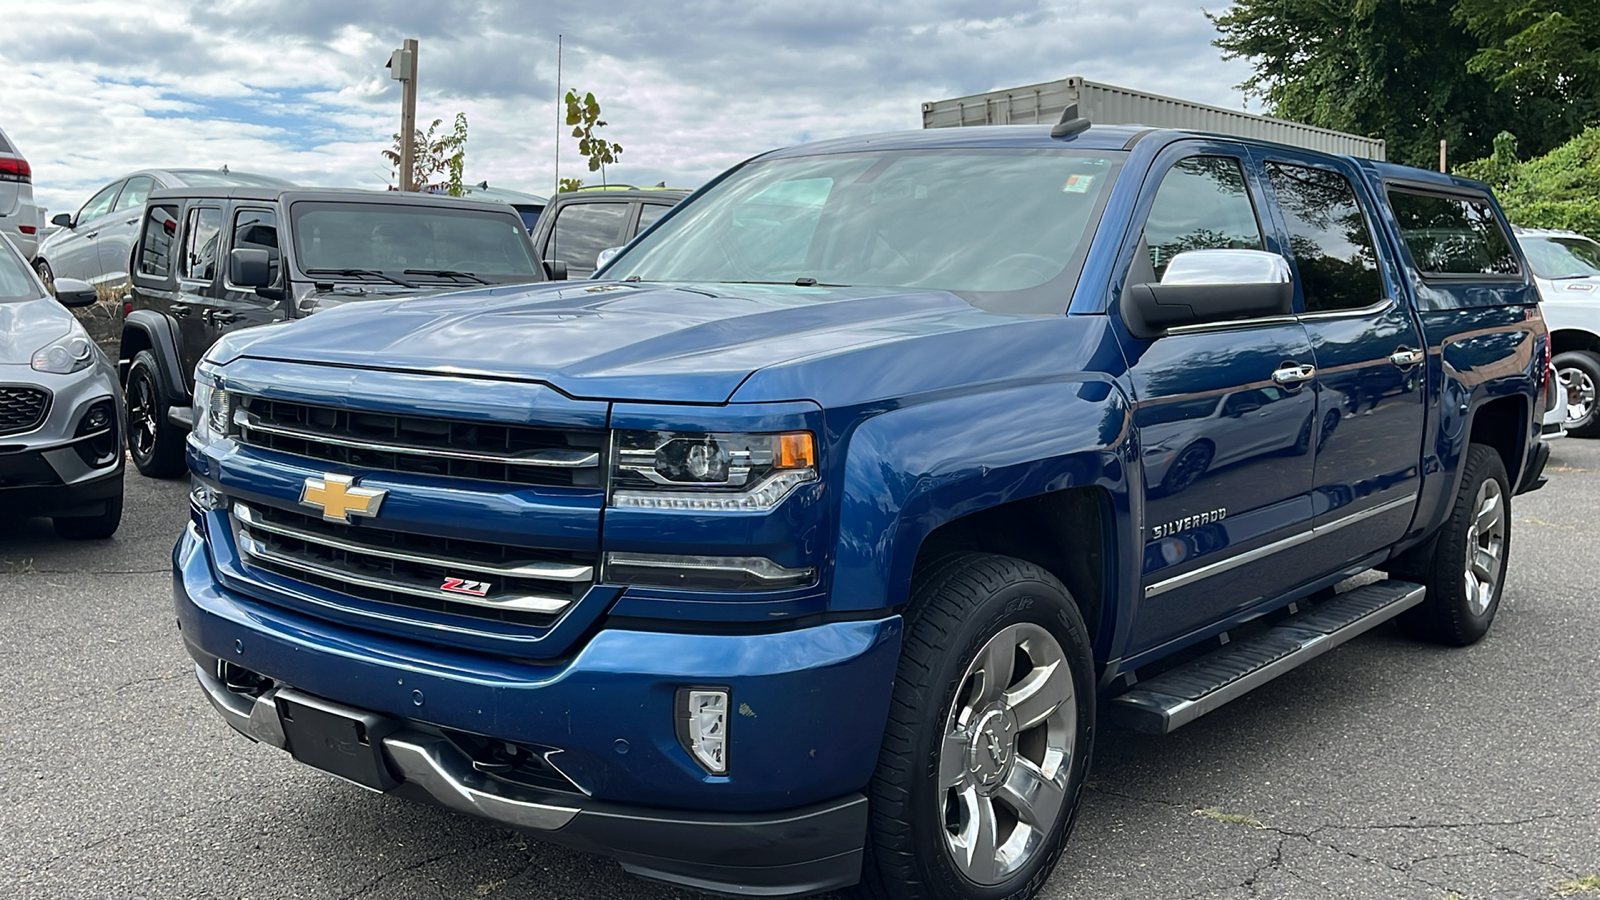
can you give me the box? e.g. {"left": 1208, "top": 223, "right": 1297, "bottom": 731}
{"left": 1463, "top": 477, "right": 1505, "bottom": 616}
{"left": 129, "top": 373, "right": 158, "bottom": 459}
{"left": 938, "top": 622, "right": 1076, "bottom": 885}
{"left": 1560, "top": 364, "right": 1596, "bottom": 426}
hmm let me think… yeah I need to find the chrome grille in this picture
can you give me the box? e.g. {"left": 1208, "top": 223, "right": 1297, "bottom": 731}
{"left": 231, "top": 502, "right": 593, "bottom": 626}
{"left": 0, "top": 386, "right": 50, "bottom": 436}
{"left": 235, "top": 398, "right": 605, "bottom": 488}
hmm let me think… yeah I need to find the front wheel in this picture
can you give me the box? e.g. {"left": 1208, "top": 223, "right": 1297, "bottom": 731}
{"left": 857, "top": 554, "right": 1095, "bottom": 900}
{"left": 1553, "top": 351, "right": 1600, "bottom": 437}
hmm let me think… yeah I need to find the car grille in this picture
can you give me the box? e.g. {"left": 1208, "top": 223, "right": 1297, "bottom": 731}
{"left": 0, "top": 387, "right": 50, "bottom": 436}
{"left": 231, "top": 501, "right": 594, "bottom": 628}
{"left": 234, "top": 397, "right": 606, "bottom": 488}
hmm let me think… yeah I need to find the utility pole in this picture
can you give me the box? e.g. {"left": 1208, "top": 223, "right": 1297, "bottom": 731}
{"left": 388, "top": 38, "right": 419, "bottom": 191}
{"left": 1439, "top": 139, "right": 1447, "bottom": 174}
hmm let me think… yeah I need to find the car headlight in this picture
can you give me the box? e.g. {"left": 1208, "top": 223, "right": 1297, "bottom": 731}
{"left": 190, "top": 365, "right": 234, "bottom": 445}
{"left": 31, "top": 327, "right": 95, "bottom": 375}
{"left": 610, "top": 430, "right": 816, "bottom": 511}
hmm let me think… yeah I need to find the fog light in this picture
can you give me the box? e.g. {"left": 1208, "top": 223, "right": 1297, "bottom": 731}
{"left": 85, "top": 405, "right": 111, "bottom": 431}
{"left": 677, "top": 688, "right": 729, "bottom": 774}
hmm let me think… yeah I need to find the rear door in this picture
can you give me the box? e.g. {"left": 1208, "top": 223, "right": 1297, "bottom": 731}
{"left": 544, "top": 199, "right": 631, "bottom": 278}
{"left": 173, "top": 203, "right": 224, "bottom": 382}
{"left": 1119, "top": 141, "right": 1319, "bottom": 652}
{"left": 1255, "top": 150, "right": 1426, "bottom": 554}
{"left": 96, "top": 175, "right": 158, "bottom": 283}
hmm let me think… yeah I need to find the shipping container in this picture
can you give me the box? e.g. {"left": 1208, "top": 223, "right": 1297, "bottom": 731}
{"left": 922, "top": 76, "right": 1386, "bottom": 161}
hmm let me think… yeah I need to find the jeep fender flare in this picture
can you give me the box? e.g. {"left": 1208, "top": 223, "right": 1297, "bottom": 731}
{"left": 829, "top": 377, "right": 1134, "bottom": 617}
{"left": 120, "top": 310, "right": 190, "bottom": 406}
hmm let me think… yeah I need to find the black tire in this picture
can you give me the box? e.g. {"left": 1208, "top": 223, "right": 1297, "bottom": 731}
{"left": 126, "top": 350, "right": 187, "bottom": 478}
{"left": 34, "top": 259, "right": 55, "bottom": 295}
{"left": 1553, "top": 350, "right": 1600, "bottom": 438}
{"left": 1161, "top": 441, "right": 1212, "bottom": 494}
{"left": 1397, "top": 444, "right": 1511, "bottom": 646}
{"left": 855, "top": 553, "right": 1096, "bottom": 900}
{"left": 53, "top": 492, "right": 123, "bottom": 540}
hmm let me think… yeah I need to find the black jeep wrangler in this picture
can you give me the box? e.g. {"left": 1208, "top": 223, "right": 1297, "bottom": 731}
{"left": 530, "top": 186, "right": 688, "bottom": 280}
{"left": 118, "top": 187, "right": 543, "bottom": 477}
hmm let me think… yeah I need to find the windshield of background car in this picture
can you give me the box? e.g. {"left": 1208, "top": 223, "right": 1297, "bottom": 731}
{"left": 603, "top": 148, "right": 1126, "bottom": 314}
{"left": 1, "top": 238, "right": 41, "bottom": 300}
{"left": 1521, "top": 235, "right": 1600, "bottom": 280}
{"left": 289, "top": 202, "right": 542, "bottom": 282}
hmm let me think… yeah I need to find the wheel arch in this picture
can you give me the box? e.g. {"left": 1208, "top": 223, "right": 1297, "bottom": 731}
{"left": 1550, "top": 327, "right": 1600, "bottom": 357}
{"left": 120, "top": 310, "right": 189, "bottom": 403}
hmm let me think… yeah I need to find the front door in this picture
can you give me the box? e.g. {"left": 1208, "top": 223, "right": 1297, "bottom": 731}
{"left": 213, "top": 205, "right": 290, "bottom": 336}
{"left": 1256, "top": 152, "right": 1426, "bottom": 554}
{"left": 1118, "top": 142, "right": 1320, "bottom": 652}
{"left": 53, "top": 180, "right": 123, "bottom": 284}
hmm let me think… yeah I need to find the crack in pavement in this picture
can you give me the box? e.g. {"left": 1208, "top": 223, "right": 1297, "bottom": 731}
{"left": 335, "top": 834, "right": 523, "bottom": 900}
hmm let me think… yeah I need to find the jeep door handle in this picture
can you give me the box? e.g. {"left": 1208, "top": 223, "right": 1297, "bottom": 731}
{"left": 1389, "top": 346, "right": 1424, "bottom": 368}
{"left": 1272, "top": 363, "right": 1317, "bottom": 385}
{"left": 170, "top": 302, "right": 191, "bottom": 318}
{"left": 211, "top": 310, "right": 238, "bottom": 325}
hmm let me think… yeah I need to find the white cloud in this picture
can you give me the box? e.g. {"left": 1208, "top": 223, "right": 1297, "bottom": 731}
{"left": 0, "top": 0, "right": 1254, "bottom": 215}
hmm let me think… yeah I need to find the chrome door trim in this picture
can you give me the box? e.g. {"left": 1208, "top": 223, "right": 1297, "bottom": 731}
{"left": 1144, "top": 494, "right": 1417, "bottom": 598}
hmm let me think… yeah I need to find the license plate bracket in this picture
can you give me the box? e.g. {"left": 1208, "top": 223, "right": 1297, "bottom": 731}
{"left": 277, "top": 689, "right": 400, "bottom": 791}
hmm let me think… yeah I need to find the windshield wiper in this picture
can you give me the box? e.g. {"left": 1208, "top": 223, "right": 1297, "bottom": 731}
{"left": 304, "top": 268, "right": 419, "bottom": 288}
{"left": 716, "top": 279, "right": 853, "bottom": 287}
{"left": 404, "top": 268, "right": 491, "bottom": 284}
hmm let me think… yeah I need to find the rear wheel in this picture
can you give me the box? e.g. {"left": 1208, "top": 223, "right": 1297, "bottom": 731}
{"left": 1553, "top": 351, "right": 1600, "bottom": 437}
{"left": 126, "top": 350, "right": 187, "bottom": 478}
{"left": 1397, "top": 444, "right": 1510, "bottom": 645}
{"left": 856, "top": 554, "right": 1095, "bottom": 900}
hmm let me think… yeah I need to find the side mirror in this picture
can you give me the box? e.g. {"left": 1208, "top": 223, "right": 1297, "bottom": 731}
{"left": 52, "top": 277, "right": 98, "bottom": 308}
{"left": 595, "top": 246, "right": 623, "bottom": 270}
{"left": 544, "top": 259, "right": 569, "bottom": 281}
{"left": 51, "top": 213, "right": 74, "bottom": 228}
{"left": 1121, "top": 249, "right": 1293, "bottom": 340}
{"left": 230, "top": 248, "right": 272, "bottom": 288}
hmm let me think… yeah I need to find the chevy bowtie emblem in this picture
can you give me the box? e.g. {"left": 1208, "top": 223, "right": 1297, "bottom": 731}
{"left": 299, "top": 474, "right": 387, "bottom": 523}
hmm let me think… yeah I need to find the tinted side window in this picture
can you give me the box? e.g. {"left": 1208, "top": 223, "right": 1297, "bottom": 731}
{"left": 550, "top": 203, "right": 630, "bottom": 271}
{"left": 1387, "top": 190, "right": 1518, "bottom": 276}
{"left": 636, "top": 203, "right": 670, "bottom": 232}
{"left": 1266, "top": 162, "right": 1382, "bottom": 312}
{"left": 1144, "top": 156, "right": 1264, "bottom": 279}
{"left": 181, "top": 207, "right": 222, "bottom": 281}
{"left": 137, "top": 205, "right": 181, "bottom": 278}
{"left": 78, "top": 181, "right": 123, "bottom": 223}
{"left": 113, "top": 176, "right": 156, "bottom": 215}
{"left": 232, "top": 208, "right": 280, "bottom": 286}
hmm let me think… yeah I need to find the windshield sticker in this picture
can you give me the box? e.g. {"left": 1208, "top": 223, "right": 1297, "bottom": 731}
{"left": 1063, "top": 174, "right": 1094, "bottom": 194}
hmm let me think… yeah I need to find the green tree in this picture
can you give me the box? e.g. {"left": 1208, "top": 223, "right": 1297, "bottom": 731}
{"left": 1460, "top": 127, "right": 1600, "bottom": 235}
{"left": 1456, "top": 0, "right": 1600, "bottom": 130}
{"left": 1210, "top": 0, "right": 1584, "bottom": 168}
{"left": 558, "top": 177, "right": 585, "bottom": 192}
{"left": 382, "top": 112, "right": 469, "bottom": 192}
{"left": 564, "top": 89, "right": 623, "bottom": 185}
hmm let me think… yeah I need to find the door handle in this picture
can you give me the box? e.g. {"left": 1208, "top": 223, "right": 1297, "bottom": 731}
{"left": 1272, "top": 363, "right": 1317, "bottom": 385}
{"left": 211, "top": 310, "right": 239, "bottom": 326}
{"left": 170, "top": 302, "right": 191, "bottom": 318}
{"left": 125, "top": 217, "right": 139, "bottom": 225}
{"left": 1389, "top": 346, "right": 1424, "bottom": 368}
{"left": 84, "top": 231, "right": 99, "bottom": 240}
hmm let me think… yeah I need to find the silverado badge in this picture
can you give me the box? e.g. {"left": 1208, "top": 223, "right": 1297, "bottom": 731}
{"left": 299, "top": 474, "right": 387, "bottom": 523}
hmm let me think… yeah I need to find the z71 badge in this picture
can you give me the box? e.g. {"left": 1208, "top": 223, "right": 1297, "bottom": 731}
{"left": 441, "top": 577, "right": 491, "bottom": 597}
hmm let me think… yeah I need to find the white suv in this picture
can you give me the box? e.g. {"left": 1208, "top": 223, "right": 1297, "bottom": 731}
{"left": 1516, "top": 227, "right": 1600, "bottom": 437}
{"left": 0, "top": 126, "right": 40, "bottom": 261}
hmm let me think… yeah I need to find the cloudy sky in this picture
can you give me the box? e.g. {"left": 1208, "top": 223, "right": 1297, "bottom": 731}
{"left": 1, "top": 0, "right": 1256, "bottom": 216}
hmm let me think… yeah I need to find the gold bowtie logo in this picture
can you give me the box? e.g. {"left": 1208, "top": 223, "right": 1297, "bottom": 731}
{"left": 299, "top": 474, "right": 386, "bottom": 523}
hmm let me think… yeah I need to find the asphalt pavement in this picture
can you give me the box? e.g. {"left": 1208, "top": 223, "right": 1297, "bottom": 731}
{"left": 2, "top": 442, "right": 1597, "bottom": 899}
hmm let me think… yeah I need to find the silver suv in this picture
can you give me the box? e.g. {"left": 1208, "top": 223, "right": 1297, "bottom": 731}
{"left": 0, "top": 232, "right": 123, "bottom": 538}
{"left": 0, "top": 127, "right": 39, "bottom": 261}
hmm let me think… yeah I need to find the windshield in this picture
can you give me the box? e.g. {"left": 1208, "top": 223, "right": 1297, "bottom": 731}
{"left": 0, "top": 236, "right": 41, "bottom": 300}
{"left": 1521, "top": 235, "right": 1600, "bottom": 280}
{"left": 289, "top": 202, "right": 542, "bottom": 283}
{"left": 603, "top": 148, "right": 1124, "bottom": 313}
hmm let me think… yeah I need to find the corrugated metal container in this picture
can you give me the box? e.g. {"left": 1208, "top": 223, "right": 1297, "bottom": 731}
{"left": 922, "top": 76, "right": 1386, "bottom": 161}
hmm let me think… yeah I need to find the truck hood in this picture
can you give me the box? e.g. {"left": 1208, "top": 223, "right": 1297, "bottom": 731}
{"left": 0, "top": 297, "right": 73, "bottom": 366}
{"left": 237, "top": 281, "right": 1017, "bottom": 402}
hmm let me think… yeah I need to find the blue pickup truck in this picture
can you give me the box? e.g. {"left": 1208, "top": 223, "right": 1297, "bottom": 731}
{"left": 176, "top": 118, "right": 1551, "bottom": 900}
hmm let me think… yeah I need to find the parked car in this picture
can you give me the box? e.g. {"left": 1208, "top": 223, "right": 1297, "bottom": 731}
{"left": 173, "top": 121, "right": 1549, "bottom": 899}
{"left": 33, "top": 168, "right": 294, "bottom": 292}
{"left": 0, "top": 127, "right": 40, "bottom": 261}
{"left": 1515, "top": 227, "right": 1600, "bottom": 436}
{"left": 530, "top": 185, "right": 688, "bottom": 279}
{"left": 0, "top": 233, "right": 123, "bottom": 538}
{"left": 120, "top": 186, "right": 544, "bottom": 478}
{"left": 458, "top": 182, "right": 546, "bottom": 232}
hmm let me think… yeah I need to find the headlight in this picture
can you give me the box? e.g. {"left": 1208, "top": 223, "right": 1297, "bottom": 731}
{"left": 611, "top": 430, "right": 816, "bottom": 511}
{"left": 31, "top": 328, "right": 95, "bottom": 375}
{"left": 190, "top": 365, "right": 234, "bottom": 445}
